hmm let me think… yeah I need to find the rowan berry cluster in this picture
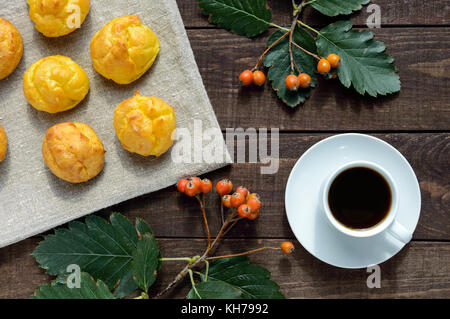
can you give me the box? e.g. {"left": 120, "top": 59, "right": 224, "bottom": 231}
{"left": 240, "top": 52, "right": 340, "bottom": 92}
{"left": 216, "top": 180, "right": 261, "bottom": 220}
{"left": 176, "top": 176, "right": 294, "bottom": 258}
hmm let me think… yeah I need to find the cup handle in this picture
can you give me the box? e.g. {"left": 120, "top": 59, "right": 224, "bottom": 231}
{"left": 387, "top": 220, "right": 412, "bottom": 244}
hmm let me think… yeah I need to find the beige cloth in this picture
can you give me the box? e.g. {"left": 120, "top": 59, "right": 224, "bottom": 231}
{"left": 0, "top": 0, "right": 230, "bottom": 248}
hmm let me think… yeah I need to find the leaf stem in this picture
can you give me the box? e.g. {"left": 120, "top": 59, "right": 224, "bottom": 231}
{"left": 269, "top": 23, "right": 290, "bottom": 32}
{"left": 160, "top": 257, "right": 192, "bottom": 262}
{"left": 206, "top": 247, "right": 281, "bottom": 261}
{"left": 303, "top": 0, "right": 317, "bottom": 5}
{"left": 188, "top": 269, "right": 201, "bottom": 299}
{"left": 297, "top": 20, "right": 321, "bottom": 35}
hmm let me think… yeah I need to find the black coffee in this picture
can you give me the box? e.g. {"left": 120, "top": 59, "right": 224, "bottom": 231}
{"left": 328, "top": 167, "right": 391, "bottom": 229}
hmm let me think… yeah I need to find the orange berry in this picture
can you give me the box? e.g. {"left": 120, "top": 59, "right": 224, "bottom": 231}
{"left": 199, "top": 178, "right": 212, "bottom": 193}
{"left": 221, "top": 195, "right": 232, "bottom": 208}
{"left": 185, "top": 181, "right": 199, "bottom": 197}
{"left": 230, "top": 192, "right": 245, "bottom": 208}
{"left": 239, "top": 70, "right": 253, "bottom": 86}
{"left": 247, "top": 193, "right": 260, "bottom": 202}
{"left": 281, "top": 241, "right": 295, "bottom": 255}
{"left": 297, "top": 73, "right": 312, "bottom": 89}
{"left": 247, "top": 197, "right": 261, "bottom": 212}
{"left": 285, "top": 74, "right": 298, "bottom": 91}
{"left": 317, "top": 58, "right": 331, "bottom": 74}
{"left": 187, "top": 177, "right": 201, "bottom": 189}
{"left": 216, "top": 179, "right": 233, "bottom": 196}
{"left": 252, "top": 70, "right": 266, "bottom": 86}
{"left": 235, "top": 186, "right": 249, "bottom": 198}
{"left": 247, "top": 209, "right": 260, "bottom": 220}
{"left": 327, "top": 54, "right": 341, "bottom": 68}
{"left": 177, "top": 179, "right": 189, "bottom": 193}
{"left": 237, "top": 204, "right": 251, "bottom": 218}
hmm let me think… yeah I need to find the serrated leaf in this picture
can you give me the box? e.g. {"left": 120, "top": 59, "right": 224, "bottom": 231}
{"left": 113, "top": 270, "right": 138, "bottom": 298}
{"left": 187, "top": 281, "right": 244, "bottom": 299}
{"left": 187, "top": 256, "right": 284, "bottom": 299}
{"left": 31, "top": 272, "right": 115, "bottom": 299}
{"left": 32, "top": 213, "right": 155, "bottom": 290}
{"left": 316, "top": 20, "right": 400, "bottom": 96}
{"left": 131, "top": 233, "right": 161, "bottom": 293}
{"left": 198, "top": 0, "right": 272, "bottom": 37}
{"left": 264, "top": 28, "right": 318, "bottom": 107}
{"left": 310, "top": 0, "right": 370, "bottom": 17}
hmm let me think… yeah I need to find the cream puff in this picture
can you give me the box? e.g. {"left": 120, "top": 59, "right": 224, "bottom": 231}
{"left": 23, "top": 55, "right": 89, "bottom": 113}
{"left": 0, "top": 18, "right": 23, "bottom": 80}
{"left": 42, "top": 122, "right": 105, "bottom": 183}
{"left": 0, "top": 125, "right": 7, "bottom": 162}
{"left": 113, "top": 91, "right": 176, "bottom": 157}
{"left": 90, "top": 15, "right": 160, "bottom": 84}
{"left": 27, "top": 0, "right": 90, "bottom": 37}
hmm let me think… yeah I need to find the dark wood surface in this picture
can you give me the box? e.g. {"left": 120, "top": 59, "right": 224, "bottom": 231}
{"left": 0, "top": 1, "right": 449, "bottom": 299}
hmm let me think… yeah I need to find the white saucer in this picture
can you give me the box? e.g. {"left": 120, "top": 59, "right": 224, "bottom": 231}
{"left": 285, "top": 133, "right": 421, "bottom": 269}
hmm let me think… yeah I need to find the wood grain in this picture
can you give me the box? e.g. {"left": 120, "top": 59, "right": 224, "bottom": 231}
{"left": 187, "top": 28, "right": 450, "bottom": 130}
{"left": 1, "top": 238, "right": 448, "bottom": 299}
{"left": 76, "top": 133, "right": 450, "bottom": 241}
{"left": 177, "top": 0, "right": 450, "bottom": 27}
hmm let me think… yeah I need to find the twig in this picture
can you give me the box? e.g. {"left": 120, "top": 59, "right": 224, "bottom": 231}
{"left": 156, "top": 210, "right": 240, "bottom": 298}
{"left": 252, "top": 30, "right": 290, "bottom": 71}
{"left": 291, "top": 41, "right": 320, "bottom": 60}
{"left": 196, "top": 195, "right": 211, "bottom": 248}
{"left": 288, "top": 12, "right": 300, "bottom": 74}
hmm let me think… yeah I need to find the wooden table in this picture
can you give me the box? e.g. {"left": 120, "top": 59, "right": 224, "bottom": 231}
{"left": 1, "top": 0, "right": 449, "bottom": 298}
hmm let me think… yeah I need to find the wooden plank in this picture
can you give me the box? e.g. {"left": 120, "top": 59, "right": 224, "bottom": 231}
{"left": 0, "top": 238, "right": 448, "bottom": 299}
{"left": 90, "top": 133, "right": 450, "bottom": 241}
{"left": 177, "top": 0, "right": 450, "bottom": 27}
{"left": 187, "top": 28, "right": 450, "bottom": 130}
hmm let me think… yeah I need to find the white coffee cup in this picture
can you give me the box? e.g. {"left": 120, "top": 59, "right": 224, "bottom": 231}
{"left": 321, "top": 160, "right": 412, "bottom": 243}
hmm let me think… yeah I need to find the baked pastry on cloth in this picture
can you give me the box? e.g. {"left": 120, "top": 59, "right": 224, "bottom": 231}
{"left": 0, "top": 18, "right": 23, "bottom": 80}
{"left": 113, "top": 91, "right": 176, "bottom": 157}
{"left": 90, "top": 15, "right": 160, "bottom": 84}
{"left": 0, "top": 125, "right": 7, "bottom": 162}
{"left": 27, "top": 0, "right": 90, "bottom": 37}
{"left": 42, "top": 122, "right": 105, "bottom": 183}
{"left": 23, "top": 55, "right": 89, "bottom": 113}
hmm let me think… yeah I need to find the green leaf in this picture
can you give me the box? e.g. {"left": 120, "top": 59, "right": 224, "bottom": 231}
{"left": 187, "top": 281, "right": 243, "bottom": 299}
{"left": 32, "top": 213, "right": 155, "bottom": 290}
{"left": 198, "top": 0, "right": 272, "bottom": 37}
{"left": 316, "top": 20, "right": 400, "bottom": 96}
{"left": 113, "top": 270, "right": 138, "bottom": 298}
{"left": 310, "top": 0, "right": 370, "bottom": 17}
{"left": 131, "top": 234, "right": 161, "bottom": 293}
{"left": 31, "top": 272, "right": 115, "bottom": 299}
{"left": 264, "top": 28, "right": 318, "bottom": 107}
{"left": 187, "top": 256, "right": 284, "bottom": 299}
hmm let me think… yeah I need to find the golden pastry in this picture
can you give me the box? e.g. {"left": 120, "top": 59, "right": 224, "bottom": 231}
{"left": 42, "top": 122, "right": 105, "bottom": 183}
{"left": 90, "top": 15, "right": 160, "bottom": 84}
{"left": 23, "top": 55, "right": 89, "bottom": 113}
{"left": 113, "top": 91, "right": 176, "bottom": 157}
{"left": 0, "top": 18, "right": 23, "bottom": 80}
{"left": 0, "top": 125, "right": 7, "bottom": 162}
{"left": 27, "top": 0, "right": 90, "bottom": 37}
